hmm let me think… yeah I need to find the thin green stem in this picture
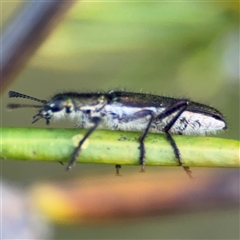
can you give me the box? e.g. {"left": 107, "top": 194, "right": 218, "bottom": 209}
{"left": 1, "top": 127, "right": 239, "bottom": 168}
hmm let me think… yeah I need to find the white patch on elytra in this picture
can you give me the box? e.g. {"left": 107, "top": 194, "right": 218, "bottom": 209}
{"left": 101, "top": 105, "right": 225, "bottom": 135}
{"left": 172, "top": 111, "right": 226, "bottom": 135}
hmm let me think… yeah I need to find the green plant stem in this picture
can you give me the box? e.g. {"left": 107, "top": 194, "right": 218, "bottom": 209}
{"left": 1, "top": 127, "right": 239, "bottom": 167}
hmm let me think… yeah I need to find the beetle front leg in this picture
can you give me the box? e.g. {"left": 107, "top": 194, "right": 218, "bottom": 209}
{"left": 66, "top": 116, "right": 101, "bottom": 171}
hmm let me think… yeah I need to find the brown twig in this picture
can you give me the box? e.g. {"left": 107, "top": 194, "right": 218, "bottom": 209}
{"left": 0, "top": 1, "right": 77, "bottom": 94}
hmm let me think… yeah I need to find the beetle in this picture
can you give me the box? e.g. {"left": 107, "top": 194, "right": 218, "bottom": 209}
{"left": 8, "top": 90, "right": 227, "bottom": 178}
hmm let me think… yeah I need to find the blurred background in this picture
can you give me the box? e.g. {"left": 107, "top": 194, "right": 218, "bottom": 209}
{"left": 1, "top": 1, "right": 239, "bottom": 239}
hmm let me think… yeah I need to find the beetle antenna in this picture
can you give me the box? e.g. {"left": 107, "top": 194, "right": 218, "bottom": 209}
{"left": 7, "top": 103, "right": 43, "bottom": 110}
{"left": 8, "top": 91, "right": 47, "bottom": 104}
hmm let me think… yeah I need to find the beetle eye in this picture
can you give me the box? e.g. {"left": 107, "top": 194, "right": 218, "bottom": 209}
{"left": 50, "top": 100, "right": 64, "bottom": 112}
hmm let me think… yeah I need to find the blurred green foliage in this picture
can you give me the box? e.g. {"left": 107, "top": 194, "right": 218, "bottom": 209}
{"left": 33, "top": 2, "right": 238, "bottom": 91}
